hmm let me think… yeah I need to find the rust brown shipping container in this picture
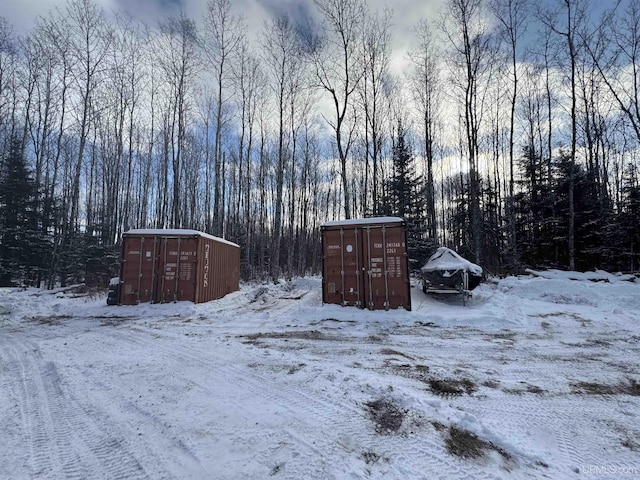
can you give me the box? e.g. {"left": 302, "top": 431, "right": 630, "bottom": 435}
{"left": 321, "top": 217, "right": 411, "bottom": 311}
{"left": 118, "top": 229, "right": 240, "bottom": 305}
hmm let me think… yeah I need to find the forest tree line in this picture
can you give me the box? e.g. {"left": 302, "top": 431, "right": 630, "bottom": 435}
{"left": 1, "top": 0, "right": 639, "bottom": 288}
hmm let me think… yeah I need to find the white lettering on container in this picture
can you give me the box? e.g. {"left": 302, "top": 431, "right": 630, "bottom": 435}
{"left": 203, "top": 244, "right": 210, "bottom": 288}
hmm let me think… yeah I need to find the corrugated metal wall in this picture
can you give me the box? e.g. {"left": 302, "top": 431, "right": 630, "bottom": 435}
{"left": 118, "top": 231, "right": 239, "bottom": 305}
{"left": 321, "top": 219, "right": 411, "bottom": 311}
{"left": 194, "top": 236, "right": 240, "bottom": 304}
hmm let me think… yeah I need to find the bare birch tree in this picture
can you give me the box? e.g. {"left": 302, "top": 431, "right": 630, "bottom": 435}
{"left": 585, "top": 1, "right": 640, "bottom": 146}
{"left": 155, "top": 13, "right": 199, "bottom": 228}
{"left": 490, "top": 0, "right": 530, "bottom": 269}
{"left": 308, "top": 0, "right": 366, "bottom": 219}
{"left": 0, "top": 18, "right": 18, "bottom": 152}
{"left": 65, "top": 0, "right": 113, "bottom": 233}
{"left": 261, "top": 15, "right": 302, "bottom": 280}
{"left": 360, "top": 8, "right": 392, "bottom": 217}
{"left": 440, "top": 0, "right": 496, "bottom": 263}
{"left": 202, "top": 0, "right": 243, "bottom": 235}
{"left": 408, "top": 20, "right": 441, "bottom": 242}
{"left": 231, "top": 40, "right": 263, "bottom": 270}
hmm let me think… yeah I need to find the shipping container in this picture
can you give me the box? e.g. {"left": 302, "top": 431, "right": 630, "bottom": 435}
{"left": 321, "top": 217, "right": 411, "bottom": 311}
{"left": 117, "top": 229, "right": 240, "bottom": 305}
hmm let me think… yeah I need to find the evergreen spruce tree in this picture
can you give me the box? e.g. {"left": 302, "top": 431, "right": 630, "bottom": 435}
{"left": 382, "top": 122, "right": 434, "bottom": 271}
{"left": 514, "top": 145, "right": 557, "bottom": 269}
{"left": 553, "top": 151, "right": 603, "bottom": 271}
{"left": 614, "top": 164, "right": 640, "bottom": 271}
{"left": 481, "top": 180, "right": 502, "bottom": 274}
{"left": 0, "top": 137, "right": 49, "bottom": 286}
{"left": 446, "top": 174, "right": 470, "bottom": 259}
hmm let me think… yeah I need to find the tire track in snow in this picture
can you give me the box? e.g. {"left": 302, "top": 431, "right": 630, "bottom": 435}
{"left": 453, "top": 393, "right": 640, "bottom": 477}
{"left": 3, "top": 340, "right": 89, "bottom": 479}
{"left": 0, "top": 337, "right": 152, "bottom": 480}
{"left": 109, "top": 325, "right": 499, "bottom": 480}
{"left": 101, "top": 330, "right": 342, "bottom": 479}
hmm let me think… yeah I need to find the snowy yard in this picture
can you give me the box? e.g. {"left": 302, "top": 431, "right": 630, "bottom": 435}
{"left": 1, "top": 273, "right": 639, "bottom": 479}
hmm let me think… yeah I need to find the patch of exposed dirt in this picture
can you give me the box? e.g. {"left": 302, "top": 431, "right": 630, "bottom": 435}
{"left": 428, "top": 378, "right": 477, "bottom": 396}
{"left": 572, "top": 378, "right": 640, "bottom": 396}
{"left": 287, "top": 363, "right": 306, "bottom": 374}
{"left": 608, "top": 422, "right": 640, "bottom": 452}
{"left": 444, "top": 425, "right": 513, "bottom": 462}
{"left": 360, "top": 450, "right": 388, "bottom": 465}
{"left": 526, "top": 384, "right": 545, "bottom": 394}
{"left": 618, "top": 379, "right": 640, "bottom": 395}
{"left": 365, "top": 399, "right": 407, "bottom": 435}
{"left": 26, "top": 314, "right": 72, "bottom": 325}
{"left": 482, "top": 379, "right": 500, "bottom": 389}
{"left": 431, "top": 421, "right": 446, "bottom": 432}
{"left": 573, "top": 381, "right": 614, "bottom": 395}
{"left": 484, "top": 331, "right": 517, "bottom": 341}
{"left": 503, "top": 382, "right": 546, "bottom": 395}
{"left": 380, "top": 349, "right": 414, "bottom": 360}
{"left": 562, "top": 339, "right": 612, "bottom": 348}
{"left": 367, "top": 335, "right": 386, "bottom": 343}
{"left": 525, "top": 332, "right": 551, "bottom": 340}
{"left": 241, "top": 330, "right": 345, "bottom": 342}
{"left": 534, "top": 312, "right": 566, "bottom": 318}
{"left": 384, "top": 360, "right": 413, "bottom": 372}
{"left": 445, "top": 426, "right": 488, "bottom": 459}
{"left": 621, "top": 438, "right": 638, "bottom": 451}
{"left": 381, "top": 357, "right": 430, "bottom": 384}
{"left": 536, "top": 310, "right": 592, "bottom": 326}
{"left": 309, "top": 318, "right": 356, "bottom": 325}
{"left": 99, "top": 316, "right": 133, "bottom": 326}
{"left": 413, "top": 321, "right": 438, "bottom": 327}
{"left": 270, "top": 462, "right": 285, "bottom": 476}
{"left": 604, "top": 361, "right": 638, "bottom": 375}
{"left": 278, "top": 292, "right": 308, "bottom": 300}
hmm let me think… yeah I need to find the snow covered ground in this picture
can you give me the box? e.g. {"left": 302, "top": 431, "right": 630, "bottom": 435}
{"left": 1, "top": 272, "right": 639, "bottom": 480}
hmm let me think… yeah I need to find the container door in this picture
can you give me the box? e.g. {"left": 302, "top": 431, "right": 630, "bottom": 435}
{"left": 138, "top": 237, "right": 157, "bottom": 303}
{"left": 362, "top": 225, "right": 411, "bottom": 310}
{"left": 156, "top": 237, "right": 198, "bottom": 303}
{"left": 120, "top": 236, "right": 158, "bottom": 305}
{"left": 323, "top": 227, "right": 363, "bottom": 307}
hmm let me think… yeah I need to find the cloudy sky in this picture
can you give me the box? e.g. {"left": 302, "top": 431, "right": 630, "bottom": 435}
{"left": 3, "top": 0, "right": 624, "bottom": 53}
{"left": 4, "top": 0, "right": 447, "bottom": 74}
{"left": 4, "top": 0, "right": 447, "bottom": 31}
{"left": 5, "top": 0, "right": 622, "bottom": 76}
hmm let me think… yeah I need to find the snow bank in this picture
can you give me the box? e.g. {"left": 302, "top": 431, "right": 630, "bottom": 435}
{"left": 526, "top": 268, "right": 637, "bottom": 283}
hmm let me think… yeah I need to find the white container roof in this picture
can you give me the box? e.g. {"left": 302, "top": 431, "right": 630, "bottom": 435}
{"left": 123, "top": 229, "right": 240, "bottom": 248}
{"left": 322, "top": 216, "right": 404, "bottom": 227}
